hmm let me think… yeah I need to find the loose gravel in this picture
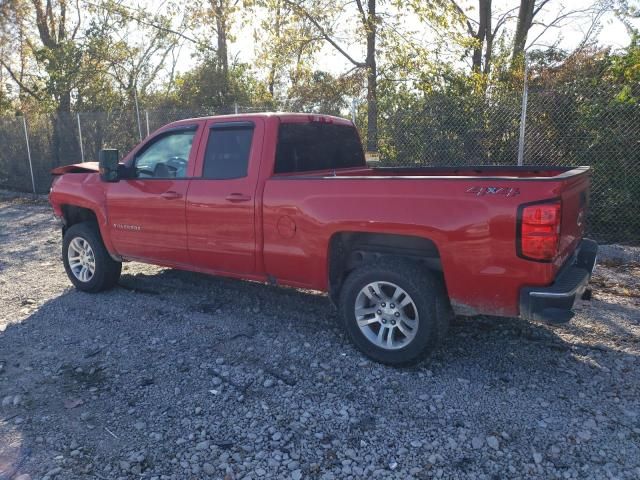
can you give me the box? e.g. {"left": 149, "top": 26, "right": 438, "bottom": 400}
{"left": 0, "top": 191, "right": 639, "bottom": 480}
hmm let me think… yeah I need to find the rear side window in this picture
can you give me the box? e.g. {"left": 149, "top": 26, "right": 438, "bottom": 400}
{"left": 274, "top": 123, "right": 365, "bottom": 174}
{"left": 202, "top": 124, "right": 254, "bottom": 179}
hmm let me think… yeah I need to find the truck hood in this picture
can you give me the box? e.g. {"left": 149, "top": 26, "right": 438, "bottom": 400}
{"left": 51, "top": 162, "right": 99, "bottom": 175}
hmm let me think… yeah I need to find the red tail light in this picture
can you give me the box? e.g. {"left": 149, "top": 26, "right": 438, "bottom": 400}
{"left": 518, "top": 200, "right": 562, "bottom": 261}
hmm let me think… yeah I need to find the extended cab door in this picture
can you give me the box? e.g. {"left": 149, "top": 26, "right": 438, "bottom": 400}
{"left": 185, "top": 119, "right": 263, "bottom": 274}
{"left": 106, "top": 123, "right": 203, "bottom": 264}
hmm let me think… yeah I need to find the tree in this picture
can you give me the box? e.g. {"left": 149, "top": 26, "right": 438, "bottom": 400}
{"left": 448, "top": 0, "right": 502, "bottom": 74}
{"left": 446, "top": 0, "right": 546, "bottom": 74}
{"left": 0, "top": 0, "right": 81, "bottom": 111}
{"left": 254, "top": 0, "right": 322, "bottom": 99}
{"left": 163, "top": 57, "right": 270, "bottom": 110}
{"left": 210, "top": 0, "right": 230, "bottom": 78}
{"left": 188, "top": 0, "right": 247, "bottom": 99}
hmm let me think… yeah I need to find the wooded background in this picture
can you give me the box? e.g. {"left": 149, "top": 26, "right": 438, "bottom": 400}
{"left": 0, "top": 0, "right": 638, "bottom": 243}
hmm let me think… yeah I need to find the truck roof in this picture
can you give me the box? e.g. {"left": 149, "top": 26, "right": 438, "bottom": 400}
{"left": 166, "top": 112, "right": 354, "bottom": 128}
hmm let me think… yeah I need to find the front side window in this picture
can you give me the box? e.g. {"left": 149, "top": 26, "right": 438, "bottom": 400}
{"left": 134, "top": 129, "right": 196, "bottom": 179}
{"left": 202, "top": 124, "right": 254, "bottom": 179}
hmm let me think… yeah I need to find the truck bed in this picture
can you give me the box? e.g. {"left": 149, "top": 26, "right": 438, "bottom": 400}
{"left": 263, "top": 164, "right": 592, "bottom": 317}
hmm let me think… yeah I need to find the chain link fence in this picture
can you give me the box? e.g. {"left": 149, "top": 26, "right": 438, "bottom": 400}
{"left": 0, "top": 71, "right": 638, "bottom": 244}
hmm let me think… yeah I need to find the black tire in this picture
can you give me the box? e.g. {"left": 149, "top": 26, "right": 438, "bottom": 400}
{"left": 339, "top": 257, "right": 451, "bottom": 366}
{"left": 62, "top": 222, "right": 122, "bottom": 292}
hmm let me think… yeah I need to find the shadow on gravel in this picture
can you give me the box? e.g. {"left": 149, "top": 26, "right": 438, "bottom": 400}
{"left": 566, "top": 298, "right": 640, "bottom": 343}
{"left": 1, "top": 268, "right": 639, "bottom": 478}
{"left": 118, "top": 268, "right": 331, "bottom": 314}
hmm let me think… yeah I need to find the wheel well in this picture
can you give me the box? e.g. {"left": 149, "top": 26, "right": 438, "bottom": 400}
{"left": 328, "top": 232, "right": 443, "bottom": 304}
{"left": 61, "top": 205, "right": 98, "bottom": 232}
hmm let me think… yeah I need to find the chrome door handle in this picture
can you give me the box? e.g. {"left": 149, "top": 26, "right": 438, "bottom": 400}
{"left": 161, "top": 191, "right": 182, "bottom": 200}
{"left": 225, "top": 193, "right": 251, "bottom": 203}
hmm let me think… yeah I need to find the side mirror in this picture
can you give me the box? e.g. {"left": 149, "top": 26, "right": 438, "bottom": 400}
{"left": 99, "top": 149, "right": 120, "bottom": 182}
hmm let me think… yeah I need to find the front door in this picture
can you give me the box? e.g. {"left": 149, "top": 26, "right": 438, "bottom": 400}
{"left": 186, "top": 119, "right": 262, "bottom": 274}
{"left": 106, "top": 125, "right": 201, "bottom": 265}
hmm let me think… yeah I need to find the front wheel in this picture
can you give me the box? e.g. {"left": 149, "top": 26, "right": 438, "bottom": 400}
{"left": 62, "top": 222, "right": 122, "bottom": 292}
{"left": 339, "top": 258, "right": 451, "bottom": 366}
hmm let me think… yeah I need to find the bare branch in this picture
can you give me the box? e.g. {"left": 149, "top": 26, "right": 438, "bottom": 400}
{"left": 447, "top": 0, "right": 477, "bottom": 35}
{"left": 82, "top": 0, "right": 206, "bottom": 48}
{"left": 72, "top": 0, "right": 81, "bottom": 39}
{"left": 32, "top": 0, "right": 55, "bottom": 49}
{"left": 532, "top": 0, "right": 552, "bottom": 18}
{"left": 282, "top": 0, "right": 366, "bottom": 67}
{"left": 526, "top": 5, "right": 601, "bottom": 51}
{"left": 574, "top": 7, "right": 607, "bottom": 53}
{"left": 493, "top": 6, "right": 521, "bottom": 36}
{"left": 0, "top": 58, "right": 41, "bottom": 100}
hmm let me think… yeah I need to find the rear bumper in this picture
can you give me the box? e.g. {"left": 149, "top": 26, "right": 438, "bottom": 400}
{"left": 520, "top": 239, "right": 598, "bottom": 324}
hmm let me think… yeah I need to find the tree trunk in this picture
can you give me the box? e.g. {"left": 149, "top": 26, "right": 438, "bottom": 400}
{"left": 472, "top": 0, "right": 491, "bottom": 74}
{"left": 365, "top": 0, "right": 377, "bottom": 153}
{"left": 483, "top": 32, "right": 494, "bottom": 74}
{"left": 57, "top": 89, "right": 71, "bottom": 113}
{"left": 482, "top": 0, "right": 492, "bottom": 74}
{"left": 267, "top": 0, "right": 282, "bottom": 97}
{"left": 213, "top": 0, "right": 229, "bottom": 81}
{"left": 512, "top": 0, "right": 535, "bottom": 63}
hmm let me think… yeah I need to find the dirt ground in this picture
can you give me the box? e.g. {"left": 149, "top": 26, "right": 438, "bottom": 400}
{"left": 0, "top": 192, "right": 639, "bottom": 480}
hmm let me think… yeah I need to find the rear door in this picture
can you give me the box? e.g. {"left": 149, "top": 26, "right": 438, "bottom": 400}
{"left": 106, "top": 124, "right": 202, "bottom": 264}
{"left": 185, "top": 119, "right": 263, "bottom": 274}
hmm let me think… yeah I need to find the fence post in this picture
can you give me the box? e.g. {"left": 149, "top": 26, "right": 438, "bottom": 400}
{"left": 77, "top": 113, "right": 85, "bottom": 163}
{"left": 22, "top": 116, "right": 36, "bottom": 194}
{"left": 134, "top": 88, "right": 143, "bottom": 142}
{"left": 517, "top": 54, "right": 530, "bottom": 166}
{"left": 145, "top": 110, "right": 150, "bottom": 137}
{"left": 234, "top": 102, "right": 239, "bottom": 114}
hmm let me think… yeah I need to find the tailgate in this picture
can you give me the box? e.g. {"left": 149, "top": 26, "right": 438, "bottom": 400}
{"left": 556, "top": 170, "right": 591, "bottom": 268}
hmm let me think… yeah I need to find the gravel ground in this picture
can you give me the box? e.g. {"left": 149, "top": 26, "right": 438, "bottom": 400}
{"left": 0, "top": 192, "right": 639, "bottom": 480}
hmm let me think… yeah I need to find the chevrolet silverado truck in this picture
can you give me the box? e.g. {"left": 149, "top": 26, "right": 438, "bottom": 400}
{"left": 49, "top": 113, "right": 598, "bottom": 365}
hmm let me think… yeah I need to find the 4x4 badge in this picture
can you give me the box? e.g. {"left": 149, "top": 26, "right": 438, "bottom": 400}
{"left": 466, "top": 186, "right": 520, "bottom": 197}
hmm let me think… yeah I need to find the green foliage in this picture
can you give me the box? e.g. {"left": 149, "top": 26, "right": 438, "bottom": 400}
{"left": 367, "top": 67, "right": 521, "bottom": 167}
{"left": 155, "top": 58, "right": 272, "bottom": 111}
{"left": 286, "top": 70, "right": 363, "bottom": 115}
{"left": 0, "top": 86, "right": 13, "bottom": 115}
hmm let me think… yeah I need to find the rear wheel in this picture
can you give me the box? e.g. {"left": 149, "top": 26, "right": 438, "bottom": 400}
{"left": 62, "top": 222, "right": 121, "bottom": 292}
{"left": 339, "top": 258, "right": 451, "bottom": 366}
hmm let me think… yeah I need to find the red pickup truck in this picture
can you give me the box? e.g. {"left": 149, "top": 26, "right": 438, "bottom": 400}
{"left": 49, "top": 113, "right": 597, "bottom": 365}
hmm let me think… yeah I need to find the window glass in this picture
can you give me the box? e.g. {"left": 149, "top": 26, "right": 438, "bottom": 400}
{"left": 134, "top": 129, "right": 196, "bottom": 179}
{"left": 202, "top": 126, "right": 254, "bottom": 179}
{"left": 274, "top": 123, "right": 365, "bottom": 174}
